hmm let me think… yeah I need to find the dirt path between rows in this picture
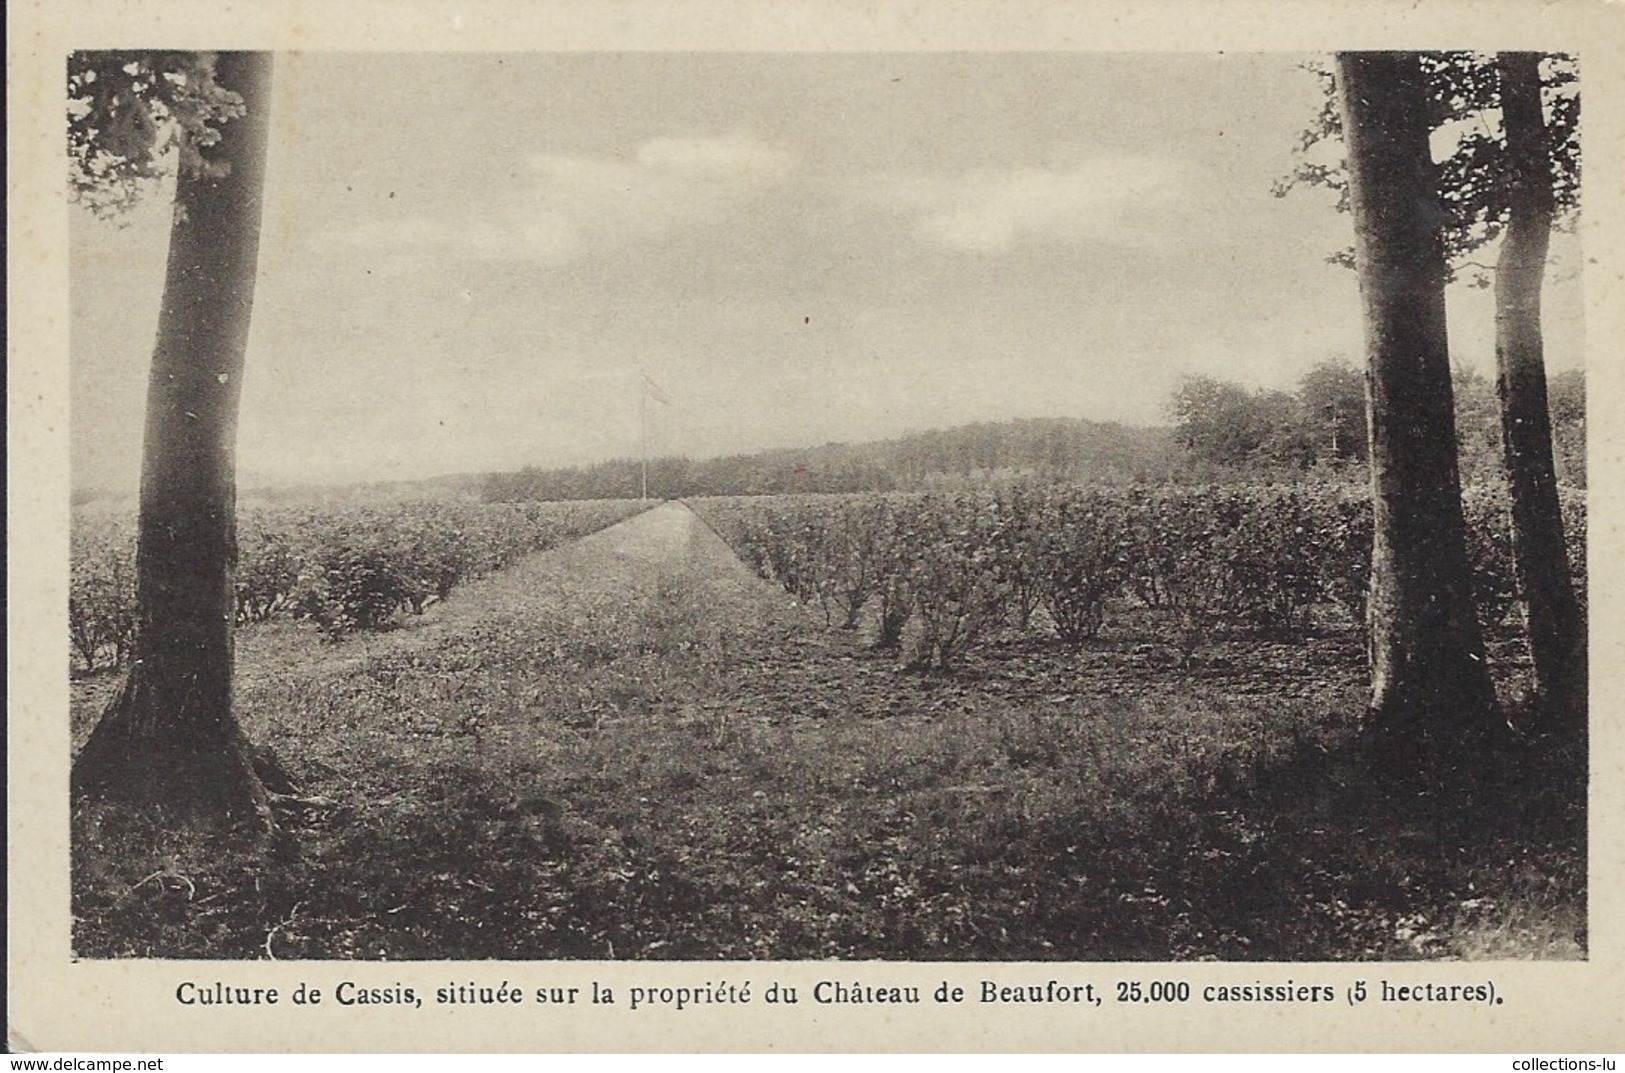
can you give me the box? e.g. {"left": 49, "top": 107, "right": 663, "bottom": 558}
{"left": 557, "top": 499, "right": 762, "bottom": 580}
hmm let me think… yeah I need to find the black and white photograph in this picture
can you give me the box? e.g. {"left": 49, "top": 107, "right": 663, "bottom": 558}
{"left": 10, "top": 0, "right": 1625, "bottom": 1056}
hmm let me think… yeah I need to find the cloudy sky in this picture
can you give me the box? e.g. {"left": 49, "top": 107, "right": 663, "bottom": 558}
{"left": 69, "top": 51, "right": 1584, "bottom": 491}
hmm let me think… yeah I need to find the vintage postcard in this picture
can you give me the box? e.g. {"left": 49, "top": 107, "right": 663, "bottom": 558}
{"left": 8, "top": 0, "right": 1625, "bottom": 1054}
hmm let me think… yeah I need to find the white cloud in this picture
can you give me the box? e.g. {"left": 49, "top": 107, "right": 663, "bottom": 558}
{"left": 336, "top": 133, "right": 795, "bottom": 265}
{"left": 633, "top": 134, "right": 796, "bottom": 183}
{"left": 861, "top": 156, "right": 1196, "bottom": 252}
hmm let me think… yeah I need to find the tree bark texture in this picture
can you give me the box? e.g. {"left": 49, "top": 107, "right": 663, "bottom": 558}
{"left": 1335, "top": 52, "right": 1499, "bottom": 754}
{"left": 1494, "top": 51, "right": 1587, "bottom": 733}
{"left": 72, "top": 52, "right": 278, "bottom": 822}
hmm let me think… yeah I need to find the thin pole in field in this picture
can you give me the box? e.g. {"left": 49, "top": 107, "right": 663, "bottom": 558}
{"left": 638, "top": 370, "right": 673, "bottom": 501}
{"left": 639, "top": 369, "right": 649, "bottom": 501}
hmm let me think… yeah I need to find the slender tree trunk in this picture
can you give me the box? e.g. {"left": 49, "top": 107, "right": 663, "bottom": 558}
{"left": 1335, "top": 52, "right": 1499, "bottom": 759}
{"left": 71, "top": 52, "right": 282, "bottom": 824}
{"left": 1494, "top": 51, "right": 1587, "bottom": 735}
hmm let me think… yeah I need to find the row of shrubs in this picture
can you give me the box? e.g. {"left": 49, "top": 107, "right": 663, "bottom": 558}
{"left": 693, "top": 483, "right": 1586, "bottom": 670}
{"left": 69, "top": 499, "right": 647, "bottom": 671}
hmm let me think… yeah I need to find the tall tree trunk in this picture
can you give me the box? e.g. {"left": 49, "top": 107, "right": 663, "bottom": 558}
{"left": 1335, "top": 52, "right": 1499, "bottom": 760}
{"left": 1494, "top": 51, "right": 1587, "bottom": 735}
{"left": 71, "top": 52, "right": 281, "bottom": 824}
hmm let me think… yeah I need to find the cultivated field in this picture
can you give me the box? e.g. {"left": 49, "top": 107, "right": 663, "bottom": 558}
{"left": 71, "top": 491, "right": 1586, "bottom": 960}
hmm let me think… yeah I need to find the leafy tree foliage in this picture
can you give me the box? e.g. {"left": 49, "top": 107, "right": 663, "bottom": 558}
{"left": 1274, "top": 52, "right": 1580, "bottom": 279}
{"left": 1548, "top": 368, "right": 1586, "bottom": 486}
{"left": 1169, "top": 377, "right": 1308, "bottom": 466}
{"left": 1168, "top": 360, "right": 1584, "bottom": 483}
{"left": 1296, "top": 359, "right": 1368, "bottom": 463}
{"left": 1170, "top": 361, "right": 1362, "bottom": 470}
{"left": 1171, "top": 377, "right": 1266, "bottom": 464}
{"left": 1449, "top": 364, "right": 1544, "bottom": 484}
{"left": 68, "top": 51, "right": 247, "bottom": 217}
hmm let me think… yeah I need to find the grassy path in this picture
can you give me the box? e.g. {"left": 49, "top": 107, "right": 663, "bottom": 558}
{"left": 577, "top": 499, "right": 751, "bottom": 570}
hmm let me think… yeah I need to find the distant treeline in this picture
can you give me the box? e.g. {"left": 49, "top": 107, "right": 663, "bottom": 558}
{"left": 483, "top": 418, "right": 1179, "bottom": 502}
{"left": 77, "top": 366, "right": 1584, "bottom": 511}
{"left": 1171, "top": 359, "right": 1586, "bottom": 487}
{"left": 485, "top": 361, "right": 1585, "bottom": 505}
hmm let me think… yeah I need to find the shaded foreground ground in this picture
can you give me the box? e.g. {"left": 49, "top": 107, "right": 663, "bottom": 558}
{"left": 72, "top": 502, "right": 1585, "bottom": 959}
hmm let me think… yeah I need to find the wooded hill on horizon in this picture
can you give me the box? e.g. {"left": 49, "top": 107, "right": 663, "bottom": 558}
{"left": 482, "top": 362, "right": 1585, "bottom": 503}
{"left": 483, "top": 415, "right": 1182, "bottom": 502}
